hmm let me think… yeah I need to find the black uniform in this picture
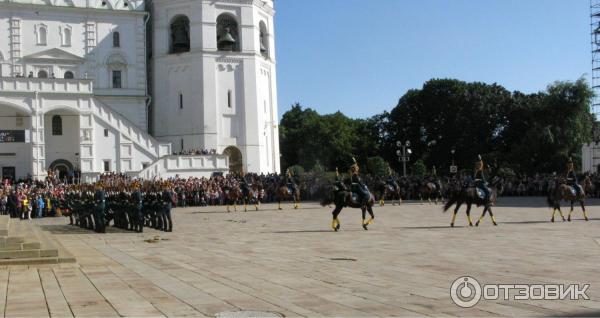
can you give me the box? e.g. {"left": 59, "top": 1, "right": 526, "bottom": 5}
{"left": 566, "top": 170, "right": 581, "bottom": 196}
{"left": 351, "top": 173, "right": 370, "bottom": 204}
{"left": 473, "top": 170, "right": 490, "bottom": 200}
{"left": 132, "top": 189, "right": 143, "bottom": 232}
{"left": 94, "top": 189, "right": 106, "bottom": 233}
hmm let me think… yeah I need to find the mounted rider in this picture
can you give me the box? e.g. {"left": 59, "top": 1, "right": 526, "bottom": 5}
{"left": 565, "top": 157, "right": 581, "bottom": 197}
{"left": 386, "top": 167, "right": 398, "bottom": 192}
{"left": 238, "top": 171, "right": 250, "bottom": 197}
{"left": 350, "top": 158, "right": 370, "bottom": 205}
{"left": 473, "top": 155, "right": 491, "bottom": 200}
{"left": 334, "top": 167, "right": 346, "bottom": 191}
{"left": 284, "top": 169, "right": 297, "bottom": 194}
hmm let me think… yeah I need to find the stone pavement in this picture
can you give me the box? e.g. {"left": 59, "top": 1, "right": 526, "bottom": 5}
{"left": 0, "top": 197, "right": 600, "bottom": 317}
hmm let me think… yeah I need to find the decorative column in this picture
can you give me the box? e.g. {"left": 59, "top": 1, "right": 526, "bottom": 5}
{"left": 84, "top": 21, "right": 97, "bottom": 80}
{"left": 30, "top": 93, "right": 46, "bottom": 180}
{"left": 9, "top": 17, "right": 22, "bottom": 76}
{"left": 79, "top": 98, "right": 95, "bottom": 178}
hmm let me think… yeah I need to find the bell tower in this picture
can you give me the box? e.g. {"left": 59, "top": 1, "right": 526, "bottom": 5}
{"left": 148, "top": 0, "right": 280, "bottom": 174}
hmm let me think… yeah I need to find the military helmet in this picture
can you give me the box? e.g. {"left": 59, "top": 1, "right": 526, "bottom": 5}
{"left": 349, "top": 157, "right": 359, "bottom": 173}
{"left": 474, "top": 155, "right": 484, "bottom": 170}
{"left": 567, "top": 157, "right": 574, "bottom": 168}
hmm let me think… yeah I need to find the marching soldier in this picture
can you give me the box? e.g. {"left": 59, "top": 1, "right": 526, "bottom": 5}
{"left": 94, "top": 182, "right": 106, "bottom": 233}
{"left": 161, "top": 183, "right": 174, "bottom": 232}
{"left": 132, "top": 181, "right": 144, "bottom": 233}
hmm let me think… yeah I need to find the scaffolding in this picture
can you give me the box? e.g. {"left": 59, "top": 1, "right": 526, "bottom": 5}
{"left": 591, "top": 0, "right": 600, "bottom": 119}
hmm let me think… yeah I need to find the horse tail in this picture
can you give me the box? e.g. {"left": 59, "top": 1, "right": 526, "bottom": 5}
{"left": 443, "top": 194, "right": 457, "bottom": 213}
{"left": 546, "top": 194, "right": 554, "bottom": 207}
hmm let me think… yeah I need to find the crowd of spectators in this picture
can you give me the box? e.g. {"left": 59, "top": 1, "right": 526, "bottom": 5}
{"left": 173, "top": 149, "right": 218, "bottom": 156}
{"left": 3, "top": 171, "right": 600, "bottom": 219}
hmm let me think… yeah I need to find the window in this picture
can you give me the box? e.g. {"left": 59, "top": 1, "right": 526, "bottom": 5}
{"left": 38, "top": 70, "right": 48, "bottom": 78}
{"left": 37, "top": 26, "right": 47, "bottom": 45}
{"left": 63, "top": 28, "right": 71, "bottom": 46}
{"left": 259, "top": 21, "right": 269, "bottom": 58}
{"left": 217, "top": 14, "right": 239, "bottom": 52}
{"left": 64, "top": 71, "right": 74, "bottom": 79}
{"left": 112, "top": 70, "right": 122, "bottom": 88}
{"left": 103, "top": 160, "right": 110, "bottom": 172}
{"left": 227, "top": 90, "right": 232, "bottom": 108}
{"left": 52, "top": 115, "right": 62, "bottom": 136}
{"left": 113, "top": 32, "right": 120, "bottom": 48}
{"left": 179, "top": 93, "right": 183, "bottom": 109}
{"left": 104, "top": 129, "right": 109, "bottom": 137}
{"left": 170, "top": 16, "right": 190, "bottom": 54}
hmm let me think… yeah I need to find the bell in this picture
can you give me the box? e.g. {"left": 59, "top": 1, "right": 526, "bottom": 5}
{"left": 260, "top": 33, "right": 268, "bottom": 55}
{"left": 218, "top": 28, "right": 236, "bottom": 51}
{"left": 260, "top": 41, "right": 267, "bottom": 54}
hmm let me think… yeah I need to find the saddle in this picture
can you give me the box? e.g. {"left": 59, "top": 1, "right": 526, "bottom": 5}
{"left": 350, "top": 192, "right": 361, "bottom": 206}
{"left": 567, "top": 184, "right": 581, "bottom": 197}
{"left": 475, "top": 188, "right": 487, "bottom": 200}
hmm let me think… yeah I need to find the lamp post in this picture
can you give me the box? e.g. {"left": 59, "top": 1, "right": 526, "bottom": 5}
{"left": 396, "top": 140, "right": 411, "bottom": 177}
{"left": 450, "top": 148, "right": 457, "bottom": 175}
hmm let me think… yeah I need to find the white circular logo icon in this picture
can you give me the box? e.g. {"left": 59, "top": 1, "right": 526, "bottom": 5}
{"left": 450, "top": 276, "right": 482, "bottom": 308}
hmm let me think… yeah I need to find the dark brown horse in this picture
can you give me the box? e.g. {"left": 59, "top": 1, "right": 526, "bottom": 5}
{"left": 276, "top": 185, "right": 300, "bottom": 210}
{"left": 443, "top": 177, "right": 503, "bottom": 227}
{"left": 320, "top": 184, "right": 375, "bottom": 231}
{"left": 225, "top": 186, "right": 242, "bottom": 212}
{"left": 374, "top": 181, "right": 402, "bottom": 206}
{"left": 420, "top": 181, "right": 442, "bottom": 204}
{"left": 547, "top": 176, "right": 591, "bottom": 222}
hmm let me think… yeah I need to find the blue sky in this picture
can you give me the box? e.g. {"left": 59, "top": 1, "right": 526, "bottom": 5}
{"left": 274, "top": 0, "right": 590, "bottom": 119}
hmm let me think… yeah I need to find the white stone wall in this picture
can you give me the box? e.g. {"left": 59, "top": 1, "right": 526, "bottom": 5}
{"left": 150, "top": 0, "right": 280, "bottom": 174}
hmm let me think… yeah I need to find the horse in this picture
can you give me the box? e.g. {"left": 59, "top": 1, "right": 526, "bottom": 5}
{"left": 546, "top": 176, "right": 591, "bottom": 222}
{"left": 241, "top": 184, "right": 259, "bottom": 212}
{"left": 276, "top": 184, "right": 300, "bottom": 210}
{"left": 443, "top": 177, "right": 503, "bottom": 227}
{"left": 374, "top": 181, "right": 402, "bottom": 206}
{"left": 320, "top": 183, "right": 375, "bottom": 231}
{"left": 419, "top": 180, "right": 443, "bottom": 204}
{"left": 224, "top": 186, "right": 243, "bottom": 212}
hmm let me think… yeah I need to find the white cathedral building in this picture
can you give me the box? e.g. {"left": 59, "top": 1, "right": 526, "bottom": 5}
{"left": 0, "top": 0, "right": 280, "bottom": 181}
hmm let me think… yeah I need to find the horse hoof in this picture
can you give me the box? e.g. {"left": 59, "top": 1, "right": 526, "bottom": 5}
{"left": 475, "top": 222, "right": 479, "bottom": 227}
{"left": 450, "top": 223, "right": 454, "bottom": 228}
{"left": 493, "top": 222, "right": 498, "bottom": 226}
{"left": 551, "top": 218, "right": 554, "bottom": 223}
{"left": 469, "top": 223, "right": 473, "bottom": 227}
{"left": 585, "top": 217, "right": 589, "bottom": 221}
{"left": 568, "top": 218, "right": 571, "bottom": 222}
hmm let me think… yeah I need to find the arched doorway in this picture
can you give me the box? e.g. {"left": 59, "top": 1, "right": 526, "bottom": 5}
{"left": 223, "top": 146, "right": 243, "bottom": 174}
{"left": 49, "top": 159, "right": 73, "bottom": 181}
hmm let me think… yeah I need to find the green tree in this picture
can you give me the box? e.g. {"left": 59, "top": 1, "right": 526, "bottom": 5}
{"left": 411, "top": 159, "right": 427, "bottom": 176}
{"left": 366, "top": 156, "right": 389, "bottom": 177}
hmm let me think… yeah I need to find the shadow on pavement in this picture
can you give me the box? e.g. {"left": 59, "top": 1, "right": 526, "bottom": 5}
{"left": 39, "top": 224, "right": 135, "bottom": 235}
{"left": 552, "top": 311, "right": 600, "bottom": 317}
{"left": 265, "top": 229, "right": 364, "bottom": 234}
{"left": 393, "top": 225, "right": 467, "bottom": 230}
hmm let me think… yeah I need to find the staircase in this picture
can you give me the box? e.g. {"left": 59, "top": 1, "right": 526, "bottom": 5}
{"left": 92, "top": 97, "right": 172, "bottom": 160}
{"left": 0, "top": 216, "right": 76, "bottom": 265}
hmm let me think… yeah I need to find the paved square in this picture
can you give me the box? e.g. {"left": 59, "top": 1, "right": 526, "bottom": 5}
{"left": 1, "top": 197, "right": 600, "bottom": 317}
